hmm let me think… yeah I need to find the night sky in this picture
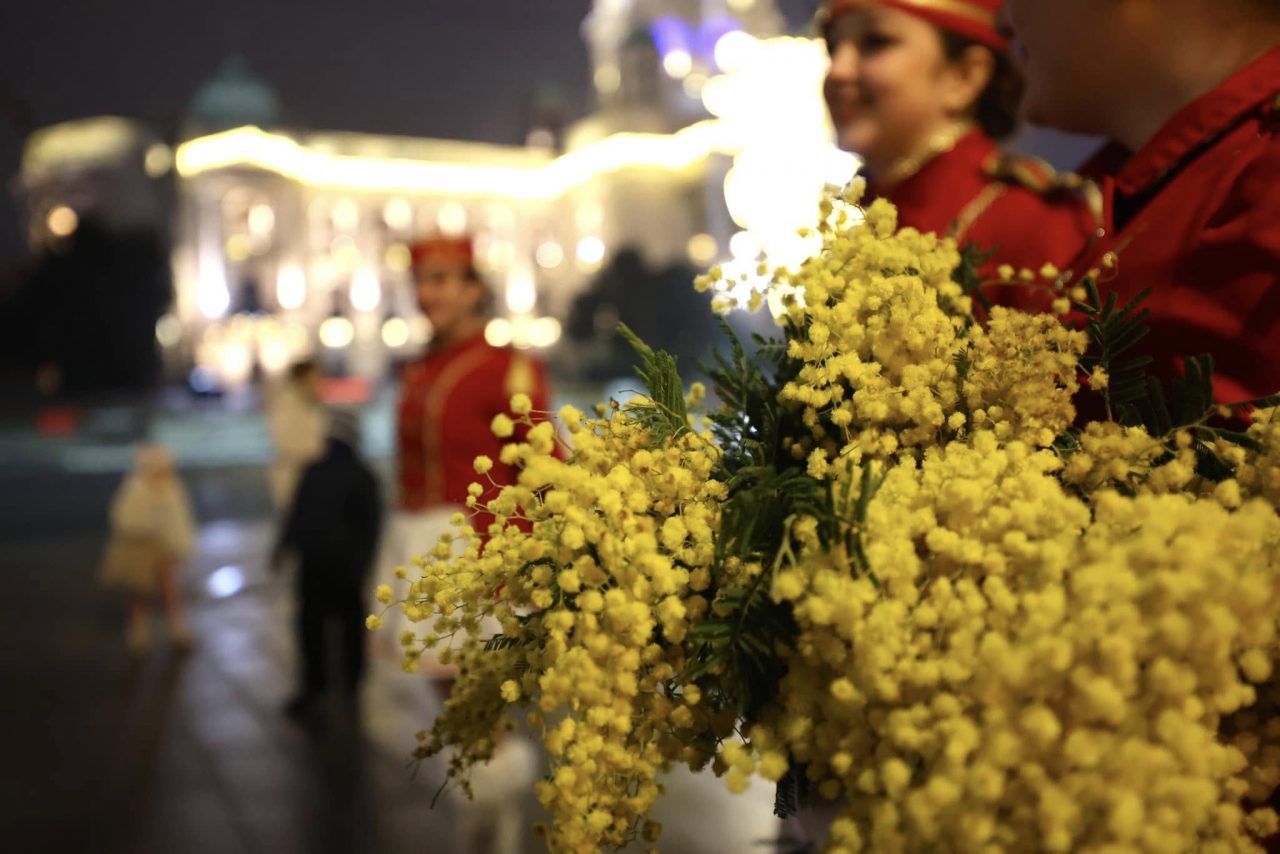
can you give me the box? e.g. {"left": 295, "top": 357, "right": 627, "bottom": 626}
{"left": 0, "top": 0, "right": 613, "bottom": 262}
{"left": 0, "top": 1, "right": 909, "bottom": 266}
{"left": 0, "top": 0, "right": 1096, "bottom": 409}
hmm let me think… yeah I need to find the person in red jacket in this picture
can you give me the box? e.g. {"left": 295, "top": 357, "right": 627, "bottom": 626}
{"left": 1003, "top": 0, "right": 1280, "bottom": 404}
{"left": 382, "top": 234, "right": 552, "bottom": 665}
{"left": 819, "top": 0, "right": 1097, "bottom": 280}
{"left": 395, "top": 235, "right": 551, "bottom": 531}
{"left": 389, "top": 234, "right": 550, "bottom": 838}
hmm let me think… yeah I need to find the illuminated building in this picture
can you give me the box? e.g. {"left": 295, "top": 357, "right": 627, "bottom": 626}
{"left": 23, "top": 2, "right": 855, "bottom": 389}
{"left": 18, "top": 116, "right": 172, "bottom": 251}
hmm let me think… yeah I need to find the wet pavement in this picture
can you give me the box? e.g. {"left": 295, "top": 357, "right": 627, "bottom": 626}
{"left": 0, "top": 391, "right": 781, "bottom": 854}
{"left": 1, "top": 515, "right": 465, "bottom": 854}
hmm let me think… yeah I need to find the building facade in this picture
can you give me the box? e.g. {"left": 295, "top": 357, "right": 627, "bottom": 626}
{"left": 22, "top": 0, "right": 851, "bottom": 391}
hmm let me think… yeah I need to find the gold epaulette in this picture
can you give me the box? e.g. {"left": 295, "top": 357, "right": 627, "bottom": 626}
{"left": 984, "top": 152, "right": 1087, "bottom": 195}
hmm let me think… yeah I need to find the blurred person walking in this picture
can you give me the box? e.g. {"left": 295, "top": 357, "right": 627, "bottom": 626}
{"left": 274, "top": 407, "right": 382, "bottom": 721}
{"left": 819, "top": 0, "right": 1096, "bottom": 279}
{"left": 266, "top": 358, "right": 328, "bottom": 513}
{"left": 100, "top": 445, "right": 197, "bottom": 653}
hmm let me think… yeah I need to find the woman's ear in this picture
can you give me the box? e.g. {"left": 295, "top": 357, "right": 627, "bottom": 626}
{"left": 941, "top": 44, "right": 996, "bottom": 116}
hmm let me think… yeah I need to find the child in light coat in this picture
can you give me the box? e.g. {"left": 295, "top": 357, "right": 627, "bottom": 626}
{"left": 100, "top": 445, "right": 197, "bottom": 652}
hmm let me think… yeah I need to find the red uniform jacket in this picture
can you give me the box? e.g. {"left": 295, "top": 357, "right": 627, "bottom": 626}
{"left": 873, "top": 128, "right": 1097, "bottom": 277}
{"left": 1069, "top": 48, "right": 1280, "bottom": 404}
{"left": 397, "top": 332, "right": 551, "bottom": 531}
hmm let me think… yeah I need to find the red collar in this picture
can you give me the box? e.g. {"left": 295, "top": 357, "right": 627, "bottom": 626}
{"left": 1085, "top": 47, "right": 1280, "bottom": 196}
{"left": 872, "top": 129, "right": 996, "bottom": 223}
{"left": 425, "top": 329, "right": 490, "bottom": 361}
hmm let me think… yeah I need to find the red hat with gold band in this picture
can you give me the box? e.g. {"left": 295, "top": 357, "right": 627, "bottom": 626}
{"left": 820, "top": 0, "right": 1008, "bottom": 53}
{"left": 409, "top": 234, "right": 474, "bottom": 269}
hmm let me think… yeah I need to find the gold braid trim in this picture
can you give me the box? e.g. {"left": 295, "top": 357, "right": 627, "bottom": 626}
{"left": 950, "top": 183, "right": 1007, "bottom": 243}
{"left": 879, "top": 121, "right": 974, "bottom": 188}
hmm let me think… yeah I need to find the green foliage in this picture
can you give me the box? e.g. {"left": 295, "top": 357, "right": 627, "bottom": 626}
{"left": 953, "top": 242, "right": 996, "bottom": 314}
{"left": 669, "top": 321, "right": 813, "bottom": 723}
{"left": 845, "top": 461, "right": 885, "bottom": 585}
{"left": 704, "top": 318, "right": 789, "bottom": 470}
{"left": 774, "top": 761, "right": 812, "bottom": 822}
{"left": 1074, "top": 279, "right": 1270, "bottom": 482}
{"left": 1073, "top": 277, "right": 1154, "bottom": 424}
{"left": 484, "top": 634, "right": 523, "bottom": 652}
{"left": 686, "top": 575, "right": 797, "bottom": 721}
{"left": 619, "top": 322, "right": 689, "bottom": 443}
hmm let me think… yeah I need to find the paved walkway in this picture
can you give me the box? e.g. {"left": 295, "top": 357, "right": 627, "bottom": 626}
{"left": 2, "top": 505, "right": 782, "bottom": 854}
{"left": 0, "top": 374, "right": 783, "bottom": 852}
{"left": 1, "top": 519, "right": 464, "bottom": 854}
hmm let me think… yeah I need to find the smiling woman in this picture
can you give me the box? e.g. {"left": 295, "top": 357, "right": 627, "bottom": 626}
{"left": 817, "top": 0, "right": 1097, "bottom": 284}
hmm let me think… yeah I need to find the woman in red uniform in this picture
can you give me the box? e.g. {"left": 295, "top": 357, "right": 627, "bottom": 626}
{"left": 383, "top": 235, "right": 552, "bottom": 661}
{"left": 387, "top": 233, "right": 550, "bottom": 849}
{"left": 396, "top": 236, "right": 550, "bottom": 527}
{"left": 819, "top": 0, "right": 1097, "bottom": 278}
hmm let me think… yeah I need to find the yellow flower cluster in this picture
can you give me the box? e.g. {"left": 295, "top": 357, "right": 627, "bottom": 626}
{"left": 963, "top": 308, "right": 1086, "bottom": 447}
{"left": 758, "top": 442, "right": 1280, "bottom": 851}
{"left": 766, "top": 199, "right": 1086, "bottom": 472}
{"left": 1239, "top": 407, "right": 1280, "bottom": 506}
{"left": 379, "top": 187, "right": 1280, "bottom": 852}
{"left": 385, "top": 397, "right": 729, "bottom": 851}
{"left": 715, "top": 192, "right": 1280, "bottom": 852}
{"left": 773, "top": 199, "right": 970, "bottom": 462}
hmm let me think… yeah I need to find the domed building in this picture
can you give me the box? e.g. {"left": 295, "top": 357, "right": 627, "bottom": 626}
{"left": 18, "top": 116, "right": 171, "bottom": 251}
{"left": 183, "top": 56, "right": 283, "bottom": 138}
{"left": 152, "top": 2, "right": 850, "bottom": 389}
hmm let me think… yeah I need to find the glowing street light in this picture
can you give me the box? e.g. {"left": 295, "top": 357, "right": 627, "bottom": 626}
{"left": 687, "top": 233, "right": 719, "bottom": 266}
{"left": 319, "top": 316, "right": 355, "bottom": 349}
{"left": 535, "top": 240, "right": 564, "bottom": 270}
{"left": 506, "top": 272, "right": 538, "bottom": 315}
{"left": 47, "top": 205, "right": 78, "bottom": 237}
{"left": 381, "top": 316, "right": 410, "bottom": 348}
{"left": 350, "top": 269, "right": 381, "bottom": 312}
{"left": 576, "top": 236, "right": 606, "bottom": 268}
{"left": 663, "top": 49, "right": 694, "bottom": 79}
{"left": 485, "top": 318, "right": 513, "bottom": 347}
{"left": 276, "top": 264, "right": 306, "bottom": 310}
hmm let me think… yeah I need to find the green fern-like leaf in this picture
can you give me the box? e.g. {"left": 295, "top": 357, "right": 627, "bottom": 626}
{"left": 1075, "top": 278, "right": 1153, "bottom": 424}
{"left": 774, "top": 761, "right": 812, "bottom": 820}
{"left": 484, "top": 634, "right": 523, "bottom": 652}
{"left": 1071, "top": 279, "right": 1275, "bottom": 485}
{"left": 952, "top": 242, "right": 995, "bottom": 313}
{"left": 687, "top": 577, "right": 797, "bottom": 719}
{"left": 619, "top": 322, "right": 688, "bottom": 442}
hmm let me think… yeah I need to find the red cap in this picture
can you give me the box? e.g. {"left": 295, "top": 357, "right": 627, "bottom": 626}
{"left": 821, "top": 0, "right": 1008, "bottom": 53}
{"left": 409, "top": 235, "right": 474, "bottom": 269}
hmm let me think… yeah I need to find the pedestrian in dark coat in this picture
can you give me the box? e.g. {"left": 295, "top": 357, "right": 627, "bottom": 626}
{"left": 275, "top": 406, "right": 382, "bottom": 719}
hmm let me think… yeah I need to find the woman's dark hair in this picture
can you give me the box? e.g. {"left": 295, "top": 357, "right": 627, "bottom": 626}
{"left": 463, "top": 266, "right": 496, "bottom": 318}
{"left": 938, "top": 31, "right": 1025, "bottom": 141}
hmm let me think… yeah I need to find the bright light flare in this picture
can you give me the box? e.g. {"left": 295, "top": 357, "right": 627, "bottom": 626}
{"left": 47, "top": 206, "right": 78, "bottom": 237}
{"left": 319, "top": 317, "right": 355, "bottom": 349}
